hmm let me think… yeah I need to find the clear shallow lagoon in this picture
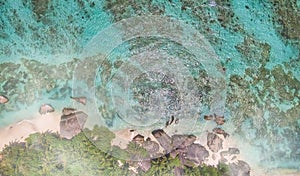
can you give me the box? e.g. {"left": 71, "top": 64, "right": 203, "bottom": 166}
{"left": 0, "top": 0, "right": 299, "bottom": 174}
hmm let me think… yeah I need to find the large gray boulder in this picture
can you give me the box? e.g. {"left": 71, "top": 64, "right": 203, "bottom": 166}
{"left": 229, "top": 160, "right": 251, "bottom": 176}
{"left": 132, "top": 134, "right": 145, "bottom": 144}
{"left": 0, "top": 95, "right": 9, "bottom": 104}
{"left": 60, "top": 111, "right": 88, "bottom": 139}
{"left": 171, "top": 134, "right": 196, "bottom": 149}
{"left": 207, "top": 132, "right": 223, "bottom": 152}
{"left": 142, "top": 140, "right": 160, "bottom": 157}
{"left": 152, "top": 129, "right": 172, "bottom": 153}
{"left": 39, "top": 104, "right": 55, "bottom": 115}
{"left": 184, "top": 143, "right": 209, "bottom": 165}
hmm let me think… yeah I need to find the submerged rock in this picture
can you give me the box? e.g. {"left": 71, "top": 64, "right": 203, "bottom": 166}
{"left": 39, "top": 104, "right": 55, "bottom": 115}
{"left": 204, "top": 114, "right": 214, "bottom": 120}
{"left": 62, "top": 107, "right": 76, "bottom": 116}
{"left": 228, "top": 148, "right": 240, "bottom": 155}
{"left": 229, "top": 160, "right": 251, "bottom": 176}
{"left": 60, "top": 111, "right": 88, "bottom": 139}
{"left": 214, "top": 115, "right": 225, "bottom": 125}
{"left": 207, "top": 132, "right": 223, "bottom": 152}
{"left": 165, "top": 115, "right": 175, "bottom": 127}
{"left": 213, "top": 127, "right": 229, "bottom": 138}
{"left": 70, "top": 96, "right": 87, "bottom": 105}
{"left": 152, "top": 129, "right": 172, "bottom": 153}
{"left": 0, "top": 95, "right": 9, "bottom": 104}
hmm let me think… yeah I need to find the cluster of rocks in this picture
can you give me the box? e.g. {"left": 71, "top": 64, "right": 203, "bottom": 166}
{"left": 204, "top": 114, "right": 226, "bottom": 125}
{"left": 60, "top": 108, "right": 88, "bottom": 139}
{"left": 37, "top": 96, "right": 88, "bottom": 139}
{"left": 153, "top": 130, "right": 209, "bottom": 165}
{"left": 207, "top": 131, "right": 224, "bottom": 153}
{"left": 1, "top": 93, "right": 88, "bottom": 140}
{"left": 130, "top": 124, "right": 250, "bottom": 176}
{"left": 130, "top": 129, "right": 209, "bottom": 174}
{"left": 204, "top": 114, "right": 228, "bottom": 153}
{"left": 204, "top": 113, "right": 251, "bottom": 176}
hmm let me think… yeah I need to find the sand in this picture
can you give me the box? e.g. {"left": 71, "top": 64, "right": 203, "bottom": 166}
{"left": 1, "top": 115, "right": 299, "bottom": 176}
{"left": 0, "top": 112, "right": 61, "bottom": 151}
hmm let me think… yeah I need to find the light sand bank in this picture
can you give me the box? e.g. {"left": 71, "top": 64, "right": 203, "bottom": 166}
{"left": 0, "top": 112, "right": 61, "bottom": 150}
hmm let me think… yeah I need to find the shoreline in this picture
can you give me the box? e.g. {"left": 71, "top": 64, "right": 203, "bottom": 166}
{"left": 0, "top": 112, "right": 61, "bottom": 151}
{"left": 0, "top": 115, "right": 299, "bottom": 176}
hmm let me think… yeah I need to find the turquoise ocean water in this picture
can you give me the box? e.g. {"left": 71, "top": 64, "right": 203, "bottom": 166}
{"left": 0, "top": 0, "right": 299, "bottom": 174}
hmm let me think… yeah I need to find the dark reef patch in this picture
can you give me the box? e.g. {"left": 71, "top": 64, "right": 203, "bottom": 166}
{"left": 270, "top": 0, "right": 300, "bottom": 43}
{"left": 31, "top": 0, "right": 50, "bottom": 22}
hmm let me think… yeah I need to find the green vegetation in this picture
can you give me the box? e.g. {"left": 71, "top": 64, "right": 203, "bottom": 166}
{"left": 143, "top": 155, "right": 229, "bottom": 176}
{"left": 183, "top": 164, "right": 230, "bottom": 176}
{"left": 0, "top": 127, "right": 128, "bottom": 176}
{"left": 0, "top": 125, "right": 229, "bottom": 176}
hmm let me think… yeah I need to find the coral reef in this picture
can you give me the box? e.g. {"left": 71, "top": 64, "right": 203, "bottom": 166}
{"left": 270, "top": 0, "right": 300, "bottom": 42}
{"left": 0, "top": 0, "right": 299, "bottom": 173}
{"left": 0, "top": 59, "right": 77, "bottom": 113}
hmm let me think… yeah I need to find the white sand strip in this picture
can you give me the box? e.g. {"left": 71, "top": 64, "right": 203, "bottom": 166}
{"left": 0, "top": 112, "right": 61, "bottom": 151}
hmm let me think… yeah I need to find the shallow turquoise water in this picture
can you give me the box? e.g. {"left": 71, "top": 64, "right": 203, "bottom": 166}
{"left": 0, "top": 0, "right": 299, "bottom": 174}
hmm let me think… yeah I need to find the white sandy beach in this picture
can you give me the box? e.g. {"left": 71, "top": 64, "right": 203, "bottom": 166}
{"left": 0, "top": 112, "right": 61, "bottom": 151}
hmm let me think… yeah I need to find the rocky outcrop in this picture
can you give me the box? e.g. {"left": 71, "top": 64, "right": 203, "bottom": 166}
{"left": 60, "top": 111, "right": 88, "bottom": 139}
{"left": 207, "top": 132, "right": 223, "bottom": 152}
{"left": 171, "top": 134, "right": 196, "bottom": 149}
{"left": 39, "top": 104, "right": 55, "bottom": 115}
{"left": 229, "top": 160, "right": 251, "bottom": 176}
{"left": 142, "top": 140, "right": 160, "bottom": 157}
{"left": 214, "top": 115, "right": 225, "bottom": 125}
{"left": 213, "top": 128, "right": 229, "bottom": 138}
{"left": 203, "top": 114, "right": 225, "bottom": 125}
{"left": 62, "top": 108, "right": 76, "bottom": 116}
{"left": 151, "top": 129, "right": 209, "bottom": 167}
{"left": 152, "top": 129, "right": 172, "bottom": 153}
{"left": 204, "top": 114, "right": 214, "bottom": 120}
{"left": 132, "top": 134, "right": 145, "bottom": 145}
{"left": 70, "top": 96, "right": 87, "bottom": 105}
{"left": 183, "top": 144, "right": 209, "bottom": 165}
{"left": 228, "top": 148, "right": 240, "bottom": 155}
